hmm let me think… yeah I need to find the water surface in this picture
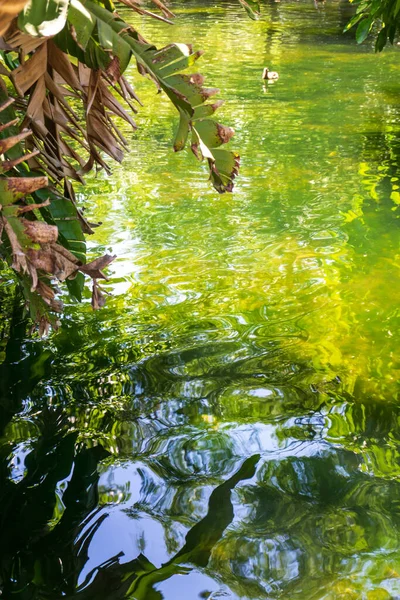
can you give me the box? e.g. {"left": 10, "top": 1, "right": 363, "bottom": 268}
{"left": 2, "top": 1, "right": 400, "bottom": 598}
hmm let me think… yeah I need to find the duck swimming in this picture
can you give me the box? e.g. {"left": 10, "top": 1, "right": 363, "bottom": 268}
{"left": 262, "top": 67, "right": 279, "bottom": 81}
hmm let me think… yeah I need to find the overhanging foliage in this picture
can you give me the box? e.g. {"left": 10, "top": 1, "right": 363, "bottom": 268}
{"left": 345, "top": 0, "right": 400, "bottom": 50}
{"left": 0, "top": 0, "right": 240, "bottom": 332}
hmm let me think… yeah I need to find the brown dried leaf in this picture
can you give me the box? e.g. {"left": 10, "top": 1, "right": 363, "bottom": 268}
{"left": 106, "top": 56, "right": 121, "bottom": 83}
{"left": 80, "top": 254, "right": 116, "bottom": 279}
{"left": 2, "top": 216, "right": 29, "bottom": 273}
{"left": 47, "top": 41, "right": 83, "bottom": 92}
{"left": 0, "top": 118, "right": 18, "bottom": 133}
{"left": 98, "top": 80, "right": 137, "bottom": 129}
{"left": 116, "top": 0, "right": 173, "bottom": 23}
{"left": 0, "top": 97, "right": 15, "bottom": 113}
{"left": 27, "top": 244, "right": 79, "bottom": 281}
{"left": 1, "top": 149, "right": 40, "bottom": 170}
{"left": 27, "top": 114, "right": 48, "bottom": 138}
{"left": 217, "top": 124, "right": 235, "bottom": 144}
{"left": 189, "top": 73, "right": 205, "bottom": 86}
{"left": 27, "top": 258, "right": 38, "bottom": 291}
{"left": 5, "top": 29, "right": 46, "bottom": 54}
{"left": 0, "top": 62, "right": 10, "bottom": 76}
{"left": 0, "top": 0, "right": 29, "bottom": 36}
{"left": 27, "top": 74, "right": 46, "bottom": 121}
{"left": 23, "top": 219, "right": 58, "bottom": 244}
{"left": 59, "top": 139, "right": 86, "bottom": 168}
{"left": 87, "top": 111, "right": 124, "bottom": 162}
{"left": 44, "top": 72, "right": 83, "bottom": 128}
{"left": 119, "top": 76, "right": 142, "bottom": 107}
{"left": 36, "top": 279, "right": 55, "bottom": 301}
{"left": 78, "top": 63, "right": 91, "bottom": 88}
{"left": 51, "top": 240, "right": 81, "bottom": 264}
{"left": 86, "top": 69, "right": 101, "bottom": 116}
{"left": 11, "top": 42, "right": 47, "bottom": 96}
{"left": 191, "top": 142, "right": 201, "bottom": 161}
{"left": 91, "top": 279, "right": 106, "bottom": 309}
{"left": 6, "top": 175, "right": 48, "bottom": 198}
{"left": 36, "top": 280, "right": 63, "bottom": 312}
{"left": 42, "top": 105, "right": 89, "bottom": 157}
{"left": 38, "top": 317, "right": 50, "bottom": 336}
{"left": 108, "top": 118, "right": 128, "bottom": 148}
{"left": 202, "top": 87, "right": 220, "bottom": 100}
{"left": 17, "top": 198, "right": 50, "bottom": 214}
{"left": 0, "top": 129, "right": 32, "bottom": 154}
{"left": 150, "top": 0, "right": 175, "bottom": 18}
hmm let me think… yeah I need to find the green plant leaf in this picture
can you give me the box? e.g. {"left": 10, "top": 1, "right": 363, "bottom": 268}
{"left": 55, "top": 26, "right": 111, "bottom": 70}
{"left": 33, "top": 188, "right": 86, "bottom": 263}
{"left": 193, "top": 120, "right": 234, "bottom": 149}
{"left": 97, "top": 18, "right": 132, "bottom": 74}
{"left": 388, "top": 23, "right": 396, "bottom": 43}
{"left": 343, "top": 12, "right": 364, "bottom": 32}
{"left": 356, "top": 16, "right": 373, "bottom": 43}
{"left": 67, "top": 0, "right": 95, "bottom": 51}
{"left": 208, "top": 148, "right": 240, "bottom": 193}
{"left": 81, "top": 0, "right": 239, "bottom": 192}
{"left": 173, "top": 111, "right": 190, "bottom": 152}
{"left": 238, "top": 0, "right": 261, "bottom": 20}
{"left": 18, "top": 0, "right": 70, "bottom": 37}
{"left": 30, "top": 185, "right": 86, "bottom": 303}
{"left": 375, "top": 25, "right": 388, "bottom": 50}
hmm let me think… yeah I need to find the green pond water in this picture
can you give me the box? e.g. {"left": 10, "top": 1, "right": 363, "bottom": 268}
{"left": 3, "top": 0, "right": 400, "bottom": 597}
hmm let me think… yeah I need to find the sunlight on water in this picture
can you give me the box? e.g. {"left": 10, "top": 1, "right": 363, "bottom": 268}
{"left": 2, "top": 0, "right": 400, "bottom": 598}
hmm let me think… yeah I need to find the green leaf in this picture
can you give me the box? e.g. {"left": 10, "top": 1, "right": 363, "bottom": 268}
{"left": 18, "top": 0, "right": 70, "bottom": 37}
{"left": 158, "top": 50, "right": 203, "bottom": 78}
{"left": 85, "top": 38, "right": 113, "bottom": 71}
{"left": 388, "top": 23, "right": 396, "bottom": 43}
{"left": 0, "top": 180, "right": 18, "bottom": 206}
{"left": 80, "top": 0, "right": 239, "bottom": 192}
{"left": 369, "top": 0, "right": 382, "bottom": 15}
{"left": 151, "top": 43, "right": 191, "bottom": 64}
{"left": 81, "top": 3, "right": 194, "bottom": 114}
{"left": 55, "top": 26, "right": 111, "bottom": 71}
{"left": 164, "top": 74, "right": 218, "bottom": 109}
{"left": 375, "top": 25, "right": 388, "bottom": 50}
{"left": 57, "top": 0, "right": 131, "bottom": 73}
{"left": 34, "top": 187, "right": 86, "bottom": 302}
{"left": 343, "top": 13, "right": 364, "bottom": 32}
{"left": 356, "top": 16, "right": 373, "bottom": 43}
{"left": 209, "top": 149, "right": 240, "bottom": 194}
{"left": 193, "top": 102, "right": 223, "bottom": 120}
{"left": 191, "top": 127, "right": 214, "bottom": 160}
{"left": 97, "top": 18, "right": 131, "bottom": 74}
{"left": 66, "top": 272, "right": 84, "bottom": 301}
{"left": 238, "top": 0, "right": 260, "bottom": 20}
{"left": 33, "top": 188, "right": 86, "bottom": 263}
{"left": 193, "top": 120, "right": 234, "bottom": 149}
{"left": 67, "top": 0, "right": 95, "bottom": 51}
{"left": 173, "top": 111, "right": 190, "bottom": 152}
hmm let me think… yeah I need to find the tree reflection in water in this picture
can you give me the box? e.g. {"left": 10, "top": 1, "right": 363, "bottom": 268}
{"left": 0, "top": 310, "right": 261, "bottom": 598}
{"left": 2, "top": 301, "right": 400, "bottom": 599}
